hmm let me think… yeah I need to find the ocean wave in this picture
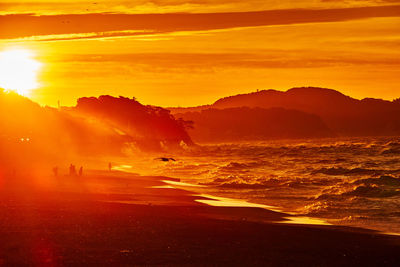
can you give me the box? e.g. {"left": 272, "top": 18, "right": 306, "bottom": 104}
{"left": 312, "top": 167, "right": 383, "bottom": 176}
{"left": 316, "top": 158, "right": 346, "bottom": 164}
{"left": 169, "top": 137, "right": 400, "bottom": 233}
{"left": 353, "top": 175, "right": 400, "bottom": 187}
{"left": 298, "top": 201, "right": 332, "bottom": 216}
{"left": 380, "top": 140, "right": 400, "bottom": 154}
{"left": 279, "top": 177, "right": 342, "bottom": 188}
{"left": 217, "top": 181, "right": 272, "bottom": 189}
{"left": 218, "top": 161, "right": 271, "bottom": 171}
{"left": 203, "top": 176, "right": 342, "bottom": 189}
{"left": 212, "top": 177, "right": 283, "bottom": 189}
{"left": 299, "top": 197, "right": 393, "bottom": 218}
{"left": 337, "top": 215, "right": 370, "bottom": 221}
{"left": 199, "top": 177, "right": 232, "bottom": 186}
{"left": 316, "top": 184, "right": 400, "bottom": 200}
{"left": 381, "top": 148, "right": 400, "bottom": 155}
{"left": 342, "top": 185, "right": 400, "bottom": 198}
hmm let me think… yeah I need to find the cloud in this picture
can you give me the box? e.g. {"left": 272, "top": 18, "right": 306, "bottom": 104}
{"left": 1, "top": 0, "right": 395, "bottom": 16}
{"left": 1, "top": 5, "right": 400, "bottom": 41}
{"left": 54, "top": 52, "right": 400, "bottom": 71}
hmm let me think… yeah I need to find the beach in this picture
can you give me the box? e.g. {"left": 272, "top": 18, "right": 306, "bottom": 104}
{"left": 1, "top": 170, "right": 399, "bottom": 266}
{"left": 1, "top": 1, "right": 400, "bottom": 265}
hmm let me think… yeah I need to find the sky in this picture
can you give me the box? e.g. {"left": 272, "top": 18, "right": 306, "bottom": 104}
{"left": 0, "top": 0, "right": 399, "bottom": 107}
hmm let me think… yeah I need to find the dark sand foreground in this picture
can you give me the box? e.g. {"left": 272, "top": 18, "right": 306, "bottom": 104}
{"left": 0, "top": 170, "right": 399, "bottom": 266}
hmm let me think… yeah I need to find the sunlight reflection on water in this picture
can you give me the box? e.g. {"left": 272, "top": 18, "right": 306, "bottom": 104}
{"left": 161, "top": 179, "right": 331, "bottom": 226}
{"left": 281, "top": 216, "right": 330, "bottom": 226}
{"left": 150, "top": 185, "right": 175, "bottom": 189}
{"left": 195, "top": 194, "right": 330, "bottom": 226}
{"left": 163, "top": 180, "right": 205, "bottom": 187}
{"left": 195, "top": 193, "right": 278, "bottom": 210}
{"left": 113, "top": 164, "right": 133, "bottom": 171}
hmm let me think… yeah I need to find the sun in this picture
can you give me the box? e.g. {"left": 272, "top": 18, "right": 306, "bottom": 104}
{"left": 0, "top": 48, "right": 42, "bottom": 96}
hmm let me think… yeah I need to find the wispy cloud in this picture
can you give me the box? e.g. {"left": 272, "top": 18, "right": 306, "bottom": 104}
{"left": 1, "top": 5, "right": 400, "bottom": 41}
{"left": 1, "top": 1, "right": 396, "bottom": 15}
{"left": 55, "top": 52, "right": 400, "bottom": 71}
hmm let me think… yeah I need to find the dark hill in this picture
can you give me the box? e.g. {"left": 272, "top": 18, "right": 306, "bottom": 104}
{"left": 74, "top": 95, "right": 193, "bottom": 150}
{"left": 0, "top": 90, "right": 128, "bottom": 171}
{"left": 172, "top": 87, "right": 400, "bottom": 139}
{"left": 175, "top": 107, "right": 334, "bottom": 142}
{"left": 0, "top": 90, "right": 193, "bottom": 173}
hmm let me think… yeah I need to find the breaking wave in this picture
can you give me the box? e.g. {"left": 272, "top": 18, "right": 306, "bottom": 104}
{"left": 147, "top": 136, "right": 400, "bottom": 234}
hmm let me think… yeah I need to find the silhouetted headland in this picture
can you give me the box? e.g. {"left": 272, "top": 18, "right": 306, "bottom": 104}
{"left": 170, "top": 87, "right": 400, "bottom": 142}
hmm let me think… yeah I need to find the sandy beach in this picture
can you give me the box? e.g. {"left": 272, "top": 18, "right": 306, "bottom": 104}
{"left": 0, "top": 170, "right": 399, "bottom": 266}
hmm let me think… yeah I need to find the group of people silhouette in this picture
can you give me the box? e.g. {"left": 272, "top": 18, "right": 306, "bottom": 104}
{"left": 52, "top": 164, "right": 83, "bottom": 177}
{"left": 69, "top": 164, "right": 83, "bottom": 176}
{"left": 51, "top": 163, "right": 113, "bottom": 177}
{"left": 52, "top": 163, "right": 112, "bottom": 177}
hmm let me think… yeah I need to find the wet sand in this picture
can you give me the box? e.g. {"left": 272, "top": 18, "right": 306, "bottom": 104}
{"left": 0, "top": 170, "right": 399, "bottom": 266}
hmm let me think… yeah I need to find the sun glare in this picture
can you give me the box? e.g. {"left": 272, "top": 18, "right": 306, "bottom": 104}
{"left": 0, "top": 48, "right": 42, "bottom": 96}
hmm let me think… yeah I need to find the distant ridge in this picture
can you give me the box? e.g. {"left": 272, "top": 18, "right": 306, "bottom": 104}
{"left": 213, "top": 87, "right": 351, "bottom": 108}
{"left": 171, "top": 87, "right": 400, "bottom": 142}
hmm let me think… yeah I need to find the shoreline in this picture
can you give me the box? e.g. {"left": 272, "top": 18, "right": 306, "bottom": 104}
{"left": 1, "top": 170, "right": 399, "bottom": 265}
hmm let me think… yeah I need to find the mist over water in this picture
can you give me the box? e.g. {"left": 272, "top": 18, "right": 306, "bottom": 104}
{"left": 127, "top": 137, "right": 400, "bottom": 234}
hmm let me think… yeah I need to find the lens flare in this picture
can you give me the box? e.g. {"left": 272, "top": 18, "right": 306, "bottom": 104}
{"left": 0, "top": 48, "right": 42, "bottom": 96}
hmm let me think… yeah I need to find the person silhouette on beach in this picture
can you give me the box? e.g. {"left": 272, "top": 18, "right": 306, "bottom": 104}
{"left": 69, "top": 164, "right": 76, "bottom": 176}
{"left": 53, "top": 166, "right": 58, "bottom": 177}
{"left": 108, "top": 162, "right": 112, "bottom": 171}
{"left": 78, "top": 166, "right": 83, "bottom": 176}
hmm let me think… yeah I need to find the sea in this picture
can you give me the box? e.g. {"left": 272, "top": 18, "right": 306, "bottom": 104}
{"left": 121, "top": 136, "right": 400, "bottom": 234}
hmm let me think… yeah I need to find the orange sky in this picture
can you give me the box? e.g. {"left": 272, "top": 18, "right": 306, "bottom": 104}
{"left": 0, "top": 1, "right": 399, "bottom": 107}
